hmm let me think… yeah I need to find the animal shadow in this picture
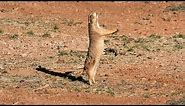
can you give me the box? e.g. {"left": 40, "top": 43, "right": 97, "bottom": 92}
{"left": 35, "top": 65, "right": 88, "bottom": 84}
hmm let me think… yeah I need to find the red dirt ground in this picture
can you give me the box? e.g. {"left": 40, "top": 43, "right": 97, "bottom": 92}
{"left": 0, "top": 1, "right": 185, "bottom": 105}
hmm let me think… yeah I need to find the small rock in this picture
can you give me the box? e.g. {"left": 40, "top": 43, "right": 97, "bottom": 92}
{"left": 21, "top": 53, "right": 28, "bottom": 57}
{"left": 104, "top": 74, "right": 108, "bottom": 76}
{"left": 76, "top": 93, "right": 81, "bottom": 97}
{"left": 0, "top": 64, "right": 4, "bottom": 70}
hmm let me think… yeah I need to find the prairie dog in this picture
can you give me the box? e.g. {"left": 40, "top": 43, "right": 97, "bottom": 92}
{"left": 82, "top": 12, "right": 118, "bottom": 85}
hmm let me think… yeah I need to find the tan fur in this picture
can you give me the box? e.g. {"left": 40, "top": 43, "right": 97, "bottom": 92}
{"left": 80, "top": 12, "right": 118, "bottom": 85}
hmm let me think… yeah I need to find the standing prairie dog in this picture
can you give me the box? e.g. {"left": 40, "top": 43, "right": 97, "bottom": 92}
{"left": 82, "top": 12, "right": 118, "bottom": 85}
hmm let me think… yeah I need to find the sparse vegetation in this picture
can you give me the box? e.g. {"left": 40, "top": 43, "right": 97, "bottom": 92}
{"left": 48, "top": 56, "right": 54, "bottom": 59}
{"left": 161, "top": 17, "right": 171, "bottom": 22}
{"left": 58, "top": 50, "right": 86, "bottom": 58}
{"left": 58, "top": 50, "right": 69, "bottom": 56}
{"left": 53, "top": 24, "right": 59, "bottom": 30}
{"left": 57, "top": 50, "right": 86, "bottom": 64}
{"left": 51, "top": 24, "right": 60, "bottom": 32}
{"left": 173, "top": 34, "right": 185, "bottom": 39}
{"left": 0, "top": 29, "right": 4, "bottom": 35}
{"left": 148, "top": 34, "right": 161, "bottom": 40}
{"left": 71, "top": 50, "right": 86, "bottom": 59}
{"left": 62, "top": 18, "right": 82, "bottom": 26}
{"left": 106, "top": 87, "right": 115, "bottom": 96}
{"left": 143, "top": 93, "right": 150, "bottom": 98}
{"left": 42, "top": 32, "right": 51, "bottom": 38}
{"left": 173, "top": 44, "right": 183, "bottom": 50}
{"left": 104, "top": 39, "right": 110, "bottom": 45}
{"left": 10, "top": 34, "right": 18, "bottom": 39}
{"left": 165, "top": 3, "right": 185, "bottom": 11}
{"left": 26, "top": 30, "right": 34, "bottom": 36}
{"left": 104, "top": 48, "right": 118, "bottom": 56}
{"left": 127, "top": 47, "right": 135, "bottom": 52}
{"left": 134, "top": 37, "right": 146, "bottom": 43}
{"left": 106, "top": 34, "right": 185, "bottom": 57}
{"left": 166, "top": 96, "right": 185, "bottom": 105}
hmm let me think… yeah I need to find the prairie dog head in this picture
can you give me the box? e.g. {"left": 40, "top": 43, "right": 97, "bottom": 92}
{"left": 88, "top": 12, "right": 99, "bottom": 25}
{"left": 88, "top": 12, "right": 118, "bottom": 37}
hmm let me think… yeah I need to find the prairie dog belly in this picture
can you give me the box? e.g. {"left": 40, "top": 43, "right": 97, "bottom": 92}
{"left": 88, "top": 38, "right": 104, "bottom": 58}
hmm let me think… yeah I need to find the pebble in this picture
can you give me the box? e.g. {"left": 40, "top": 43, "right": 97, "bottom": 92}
{"left": 0, "top": 64, "right": 4, "bottom": 70}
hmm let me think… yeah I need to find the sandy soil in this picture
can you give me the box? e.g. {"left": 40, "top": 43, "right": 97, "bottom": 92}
{"left": 0, "top": 1, "right": 185, "bottom": 105}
